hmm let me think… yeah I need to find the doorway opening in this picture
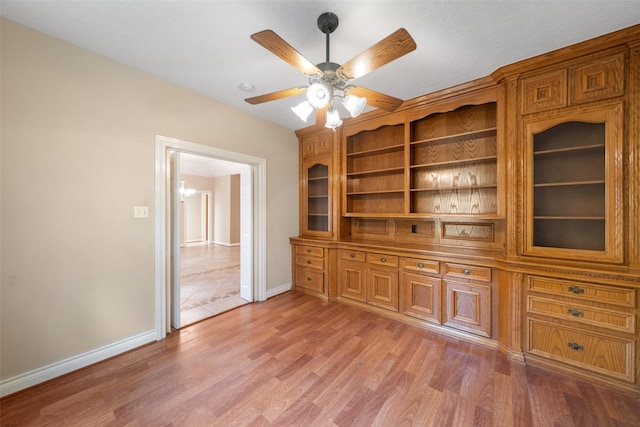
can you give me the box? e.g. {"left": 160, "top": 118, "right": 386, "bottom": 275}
{"left": 176, "top": 153, "right": 248, "bottom": 327}
{"left": 155, "top": 136, "right": 267, "bottom": 339}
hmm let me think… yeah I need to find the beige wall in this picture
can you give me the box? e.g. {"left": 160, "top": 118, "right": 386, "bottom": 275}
{"left": 212, "top": 174, "right": 241, "bottom": 246}
{"left": 0, "top": 19, "right": 299, "bottom": 381}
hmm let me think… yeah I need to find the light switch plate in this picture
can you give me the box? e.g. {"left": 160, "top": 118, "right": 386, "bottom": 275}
{"left": 134, "top": 206, "right": 149, "bottom": 218}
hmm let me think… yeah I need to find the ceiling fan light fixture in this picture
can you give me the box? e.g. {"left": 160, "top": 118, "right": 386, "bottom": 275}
{"left": 325, "top": 106, "right": 343, "bottom": 130}
{"left": 291, "top": 100, "right": 314, "bottom": 122}
{"left": 343, "top": 94, "right": 367, "bottom": 118}
{"left": 307, "top": 81, "right": 332, "bottom": 108}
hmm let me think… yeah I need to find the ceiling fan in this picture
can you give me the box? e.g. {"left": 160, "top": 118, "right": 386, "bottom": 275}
{"left": 245, "top": 12, "right": 417, "bottom": 129}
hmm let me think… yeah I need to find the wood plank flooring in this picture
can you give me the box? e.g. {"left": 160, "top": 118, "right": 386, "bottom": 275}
{"left": 2, "top": 291, "right": 639, "bottom": 426}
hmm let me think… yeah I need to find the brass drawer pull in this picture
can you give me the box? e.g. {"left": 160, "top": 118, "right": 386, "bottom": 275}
{"left": 306, "top": 248, "right": 312, "bottom": 253}
{"left": 462, "top": 269, "right": 472, "bottom": 275}
{"left": 568, "top": 286, "right": 585, "bottom": 294}
{"left": 350, "top": 253, "right": 356, "bottom": 258}
{"left": 567, "top": 342, "right": 584, "bottom": 351}
{"left": 306, "top": 277, "right": 312, "bottom": 282}
{"left": 380, "top": 257, "right": 387, "bottom": 263}
{"left": 417, "top": 263, "right": 424, "bottom": 268}
{"left": 567, "top": 308, "right": 584, "bottom": 317}
{"left": 306, "top": 260, "right": 312, "bottom": 264}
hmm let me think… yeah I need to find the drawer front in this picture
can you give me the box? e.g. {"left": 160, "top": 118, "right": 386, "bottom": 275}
{"left": 339, "top": 249, "right": 366, "bottom": 263}
{"left": 527, "top": 276, "right": 636, "bottom": 307}
{"left": 527, "top": 296, "right": 635, "bottom": 334}
{"left": 296, "top": 255, "right": 324, "bottom": 270}
{"left": 295, "top": 267, "right": 324, "bottom": 293}
{"left": 521, "top": 69, "right": 567, "bottom": 114}
{"left": 401, "top": 257, "right": 439, "bottom": 274}
{"left": 569, "top": 54, "right": 624, "bottom": 105}
{"left": 443, "top": 263, "right": 491, "bottom": 282}
{"left": 295, "top": 245, "right": 325, "bottom": 258}
{"left": 527, "top": 319, "right": 634, "bottom": 382}
{"left": 366, "top": 252, "right": 399, "bottom": 268}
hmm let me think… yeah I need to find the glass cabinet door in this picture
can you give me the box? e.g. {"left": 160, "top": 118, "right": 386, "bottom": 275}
{"left": 523, "top": 103, "right": 623, "bottom": 263}
{"left": 303, "top": 157, "right": 332, "bottom": 236}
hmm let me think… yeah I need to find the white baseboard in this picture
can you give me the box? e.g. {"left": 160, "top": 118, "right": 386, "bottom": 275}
{"left": 267, "top": 282, "right": 291, "bottom": 298}
{"left": 0, "top": 329, "right": 156, "bottom": 398}
{"left": 212, "top": 241, "right": 240, "bottom": 247}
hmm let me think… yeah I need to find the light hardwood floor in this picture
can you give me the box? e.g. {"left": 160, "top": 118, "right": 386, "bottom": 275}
{"left": 179, "top": 243, "right": 247, "bottom": 326}
{"left": 1, "top": 291, "right": 639, "bottom": 426}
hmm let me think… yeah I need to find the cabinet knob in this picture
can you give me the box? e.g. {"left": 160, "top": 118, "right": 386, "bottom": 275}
{"left": 568, "top": 286, "right": 585, "bottom": 294}
{"left": 380, "top": 257, "right": 387, "bottom": 263}
{"left": 306, "top": 260, "right": 312, "bottom": 264}
{"left": 306, "top": 277, "right": 312, "bottom": 282}
{"left": 306, "top": 248, "right": 312, "bottom": 253}
{"left": 567, "top": 342, "right": 584, "bottom": 351}
{"left": 350, "top": 253, "right": 356, "bottom": 258}
{"left": 567, "top": 308, "right": 584, "bottom": 317}
{"left": 462, "top": 269, "right": 471, "bottom": 275}
{"left": 417, "top": 263, "right": 424, "bottom": 268}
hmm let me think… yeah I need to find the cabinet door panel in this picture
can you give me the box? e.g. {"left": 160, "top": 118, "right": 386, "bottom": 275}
{"left": 367, "top": 267, "right": 399, "bottom": 312}
{"left": 339, "top": 261, "right": 366, "bottom": 302}
{"left": 401, "top": 273, "right": 441, "bottom": 323}
{"left": 444, "top": 281, "right": 491, "bottom": 337}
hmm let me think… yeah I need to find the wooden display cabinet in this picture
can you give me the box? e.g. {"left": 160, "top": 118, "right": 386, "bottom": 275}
{"left": 522, "top": 102, "right": 623, "bottom": 263}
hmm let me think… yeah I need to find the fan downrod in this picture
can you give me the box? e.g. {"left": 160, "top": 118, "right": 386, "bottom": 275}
{"left": 317, "top": 12, "right": 338, "bottom": 34}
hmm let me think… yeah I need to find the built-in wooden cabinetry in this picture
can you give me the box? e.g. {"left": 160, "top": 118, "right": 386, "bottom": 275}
{"left": 291, "top": 24, "right": 640, "bottom": 392}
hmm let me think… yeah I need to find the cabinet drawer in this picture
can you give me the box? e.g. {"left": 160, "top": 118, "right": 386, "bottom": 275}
{"left": 339, "top": 249, "right": 366, "bottom": 262}
{"left": 366, "top": 253, "right": 399, "bottom": 267}
{"left": 521, "top": 69, "right": 567, "bottom": 114}
{"left": 401, "top": 257, "right": 439, "bottom": 274}
{"left": 295, "top": 267, "right": 324, "bottom": 293}
{"left": 527, "top": 296, "right": 635, "bottom": 334}
{"left": 569, "top": 54, "right": 624, "bottom": 105}
{"left": 527, "top": 276, "right": 636, "bottom": 308}
{"left": 443, "top": 263, "right": 491, "bottom": 282}
{"left": 527, "top": 319, "right": 634, "bottom": 382}
{"left": 296, "top": 255, "right": 324, "bottom": 270}
{"left": 295, "top": 245, "right": 324, "bottom": 258}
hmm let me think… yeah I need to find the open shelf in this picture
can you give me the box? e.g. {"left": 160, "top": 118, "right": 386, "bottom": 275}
{"left": 411, "top": 127, "right": 497, "bottom": 147}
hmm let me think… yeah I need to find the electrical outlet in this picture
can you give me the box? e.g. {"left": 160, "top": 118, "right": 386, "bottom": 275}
{"left": 411, "top": 224, "right": 418, "bottom": 233}
{"left": 134, "top": 206, "right": 149, "bottom": 218}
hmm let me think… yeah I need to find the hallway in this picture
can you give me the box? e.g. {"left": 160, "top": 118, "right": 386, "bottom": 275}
{"left": 179, "top": 243, "right": 248, "bottom": 326}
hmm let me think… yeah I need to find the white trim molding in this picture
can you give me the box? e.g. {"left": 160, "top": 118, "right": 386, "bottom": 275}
{"left": 0, "top": 330, "right": 156, "bottom": 398}
{"left": 154, "top": 135, "right": 267, "bottom": 340}
{"left": 267, "top": 282, "right": 292, "bottom": 299}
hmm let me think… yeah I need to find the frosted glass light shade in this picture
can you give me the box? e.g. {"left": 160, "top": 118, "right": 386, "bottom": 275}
{"left": 325, "top": 107, "right": 343, "bottom": 130}
{"left": 343, "top": 95, "right": 367, "bottom": 118}
{"left": 291, "top": 101, "right": 314, "bottom": 122}
{"left": 306, "top": 82, "right": 331, "bottom": 108}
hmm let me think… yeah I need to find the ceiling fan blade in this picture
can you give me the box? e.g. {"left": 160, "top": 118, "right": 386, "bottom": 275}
{"left": 245, "top": 87, "right": 307, "bottom": 105}
{"left": 251, "top": 30, "right": 322, "bottom": 76}
{"left": 346, "top": 86, "right": 404, "bottom": 112}
{"left": 338, "top": 28, "right": 416, "bottom": 80}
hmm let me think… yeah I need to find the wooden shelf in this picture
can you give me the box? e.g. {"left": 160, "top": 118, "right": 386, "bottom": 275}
{"left": 534, "top": 180, "right": 604, "bottom": 188}
{"left": 411, "top": 184, "right": 497, "bottom": 192}
{"left": 308, "top": 176, "right": 328, "bottom": 181}
{"left": 348, "top": 189, "right": 404, "bottom": 196}
{"left": 347, "top": 167, "right": 404, "bottom": 177}
{"left": 534, "top": 143, "right": 604, "bottom": 156}
{"left": 410, "top": 156, "right": 497, "bottom": 169}
{"left": 410, "top": 127, "right": 497, "bottom": 147}
{"left": 347, "top": 144, "right": 404, "bottom": 157}
{"left": 534, "top": 216, "right": 605, "bottom": 220}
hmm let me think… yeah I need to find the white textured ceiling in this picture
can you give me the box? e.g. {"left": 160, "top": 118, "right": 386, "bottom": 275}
{"left": 2, "top": 1, "right": 639, "bottom": 131}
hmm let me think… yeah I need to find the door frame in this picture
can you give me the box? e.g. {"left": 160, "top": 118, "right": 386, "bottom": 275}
{"left": 154, "top": 135, "right": 267, "bottom": 339}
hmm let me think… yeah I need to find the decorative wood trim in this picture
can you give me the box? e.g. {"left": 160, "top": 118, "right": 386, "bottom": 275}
{"left": 441, "top": 221, "right": 494, "bottom": 242}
